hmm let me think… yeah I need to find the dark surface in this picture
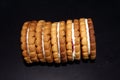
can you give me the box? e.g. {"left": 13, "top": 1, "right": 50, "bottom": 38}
{"left": 0, "top": 0, "right": 120, "bottom": 80}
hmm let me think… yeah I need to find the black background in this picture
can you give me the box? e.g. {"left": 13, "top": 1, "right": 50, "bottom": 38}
{"left": 0, "top": 0, "right": 120, "bottom": 80}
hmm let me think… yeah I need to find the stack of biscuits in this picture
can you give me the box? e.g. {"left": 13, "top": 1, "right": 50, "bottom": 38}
{"left": 20, "top": 18, "right": 96, "bottom": 64}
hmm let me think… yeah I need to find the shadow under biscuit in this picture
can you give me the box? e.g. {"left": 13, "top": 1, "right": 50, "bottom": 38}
{"left": 90, "top": 59, "right": 96, "bottom": 63}
{"left": 74, "top": 60, "right": 81, "bottom": 64}
{"left": 54, "top": 63, "right": 61, "bottom": 67}
{"left": 61, "top": 62, "right": 67, "bottom": 66}
{"left": 46, "top": 63, "right": 54, "bottom": 67}
{"left": 81, "top": 58, "right": 96, "bottom": 63}
{"left": 22, "top": 57, "right": 95, "bottom": 67}
{"left": 67, "top": 61, "right": 74, "bottom": 65}
{"left": 44, "top": 62, "right": 67, "bottom": 67}
{"left": 81, "top": 58, "right": 89, "bottom": 63}
{"left": 46, "top": 62, "right": 68, "bottom": 67}
{"left": 23, "top": 60, "right": 96, "bottom": 67}
{"left": 23, "top": 61, "right": 40, "bottom": 67}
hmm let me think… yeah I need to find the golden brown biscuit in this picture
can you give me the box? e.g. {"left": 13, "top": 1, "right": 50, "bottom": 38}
{"left": 51, "top": 22, "right": 61, "bottom": 63}
{"left": 79, "top": 18, "right": 89, "bottom": 59}
{"left": 87, "top": 18, "right": 96, "bottom": 60}
{"left": 20, "top": 22, "right": 32, "bottom": 63}
{"left": 66, "top": 20, "right": 73, "bottom": 61}
{"left": 73, "top": 19, "right": 81, "bottom": 60}
{"left": 44, "top": 22, "right": 53, "bottom": 63}
{"left": 35, "top": 20, "right": 46, "bottom": 62}
{"left": 59, "top": 21, "right": 67, "bottom": 63}
{"left": 28, "top": 21, "right": 39, "bottom": 62}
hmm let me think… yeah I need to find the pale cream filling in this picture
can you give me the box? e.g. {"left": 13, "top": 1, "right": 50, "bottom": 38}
{"left": 57, "top": 22, "right": 61, "bottom": 61}
{"left": 42, "top": 28, "right": 46, "bottom": 59}
{"left": 85, "top": 19, "right": 90, "bottom": 55}
{"left": 26, "top": 28, "right": 30, "bottom": 55}
{"left": 72, "top": 23, "right": 75, "bottom": 60}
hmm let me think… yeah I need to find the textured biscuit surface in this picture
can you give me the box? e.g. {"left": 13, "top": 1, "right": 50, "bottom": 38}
{"left": 44, "top": 22, "right": 53, "bottom": 63}
{"left": 88, "top": 18, "right": 96, "bottom": 60}
{"left": 79, "top": 18, "right": 89, "bottom": 59}
{"left": 59, "top": 21, "right": 67, "bottom": 62}
{"left": 28, "top": 21, "right": 39, "bottom": 62}
{"left": 74, "top": 19, "right": 81, "bottom": 60}
{"left": 21, "top": 22, "right": 32, "bottom": 63}
{"left": 35, "top": 20, "right": 46, "bottom": 62}
{"left": 51, "top": 22, "right": 60, "bottom": 63}
{"left": 66, "top": 20, "right": 73, "bottom": 61}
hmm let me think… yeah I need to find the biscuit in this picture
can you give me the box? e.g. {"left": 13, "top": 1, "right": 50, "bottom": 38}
{"left": 73, "top": 19, "right": 81, "bottom": 60}
{"left": 35, "top": 20, "right": 46, "bottom": 62}
{"left": 20, "top": 22, "right": 32, "bottom": 63}
{"left": 87, "top": 18, "right": 96, "bottom": 60}
{"left": 59, "top": 21, "right": 67, "bottom": 63}
{"left": 28, "top": 21, "right": 39, "bottom": 62}
{"left": 79, "top": 18, "right": 89, "bottom": 59}
{"left": 51, "top": 22, "right": 61, "bottom": 63}
{"left": 66, "top": 20, "right": 73, "bottom": 61}
{"left": 44, "top": 22, "right": 53, "bottom": 63}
